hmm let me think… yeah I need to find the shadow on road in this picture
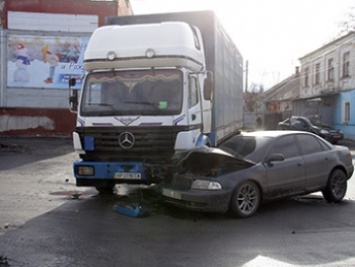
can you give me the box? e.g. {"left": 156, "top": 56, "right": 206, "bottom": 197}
{"left": 0, "top": 137, "right": 74, "bottom": 171}
{"left": 1, "top": 190, "right": 355, "bottom": 267}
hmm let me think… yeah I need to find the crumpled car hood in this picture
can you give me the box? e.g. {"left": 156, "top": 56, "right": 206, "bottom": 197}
{"left": 171, "top": 146, "right": 255, "bottom": 177}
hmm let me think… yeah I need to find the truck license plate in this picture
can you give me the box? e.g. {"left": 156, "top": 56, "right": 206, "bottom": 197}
{"left": 114, "top": 172, "right": 141, "bottom": 179}
{"left": 162, "top": 188, "right": 182, "bottom": 200}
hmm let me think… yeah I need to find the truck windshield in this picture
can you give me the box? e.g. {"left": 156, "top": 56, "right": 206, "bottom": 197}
{"left": 80, "top": 69, "right": 183, "bottom": 116}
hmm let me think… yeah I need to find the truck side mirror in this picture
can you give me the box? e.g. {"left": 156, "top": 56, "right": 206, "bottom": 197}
{"left": 69, "top": 90, "right": 78, "bottom": 112}
{"left": 69, "top": 78, "right": 76, "bottom": 87}
{"left": 203, "top": 71, "right": 213, "bottom": 101}
{"left": 69, "top": 78, "right": 78, "bottom": 112}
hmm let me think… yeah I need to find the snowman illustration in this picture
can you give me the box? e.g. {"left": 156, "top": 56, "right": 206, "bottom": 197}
{"left": 14, "top": 43, "right": 31, "bottom": 83}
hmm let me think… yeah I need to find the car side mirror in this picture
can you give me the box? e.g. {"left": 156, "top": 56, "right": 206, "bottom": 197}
{"left": 266, "top": 153, "right": 285, "bottom": 167}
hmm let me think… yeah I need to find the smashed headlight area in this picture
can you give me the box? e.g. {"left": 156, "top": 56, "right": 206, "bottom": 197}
{"left": 113, "top": 146, "right": 254, "bottom": 217}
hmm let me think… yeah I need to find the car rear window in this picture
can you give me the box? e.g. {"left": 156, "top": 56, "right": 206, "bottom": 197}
{"left": 297, "top": 134, "right": 332, "bottom": 154}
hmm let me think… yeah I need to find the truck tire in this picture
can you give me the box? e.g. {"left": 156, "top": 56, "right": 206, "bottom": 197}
{"left": 95, "top": 185, "right": 114, "bottom": 194}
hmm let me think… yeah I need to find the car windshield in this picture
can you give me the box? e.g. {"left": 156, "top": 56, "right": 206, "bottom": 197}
{"left": 80, "top": 69, "right": 183, "bottom": 116}
{"left": 308, "top": 117, "right": 330, "bottom": 127}
{"left": 219, "top": 135, "right": 272, "bottom": 162}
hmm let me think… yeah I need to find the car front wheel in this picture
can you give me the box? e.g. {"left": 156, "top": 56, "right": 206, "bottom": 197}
{"left": 229, "top": 181, "right": 260, "bottom": 218}
{"left": 322, "top": 169, "right": 347, "bottom": 203}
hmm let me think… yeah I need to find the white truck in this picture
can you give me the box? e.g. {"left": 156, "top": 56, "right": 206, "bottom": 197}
{"left": 69, "top": 10, "right": 244, "bottom": 193}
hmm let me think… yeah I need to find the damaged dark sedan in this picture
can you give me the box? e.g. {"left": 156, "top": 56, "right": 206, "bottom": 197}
{"left": 161, "top": 131, "right": 354, "bottom": 218}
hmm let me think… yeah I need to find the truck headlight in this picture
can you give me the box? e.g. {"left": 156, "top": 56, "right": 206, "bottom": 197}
{"left": 77, "top": 166, "right": 94, "bottom": 176}
{"left": 191, "top": 180, "right": 222, "bottom": 190}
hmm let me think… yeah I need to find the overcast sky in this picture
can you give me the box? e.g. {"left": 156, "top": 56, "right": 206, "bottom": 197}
{"left": 130, "top": 0, "right": 355, "bottom": 89}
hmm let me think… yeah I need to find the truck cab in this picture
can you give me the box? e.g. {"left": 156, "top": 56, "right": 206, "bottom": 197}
{"left": 70, "top": 21, "right": 214, "bottom": 193}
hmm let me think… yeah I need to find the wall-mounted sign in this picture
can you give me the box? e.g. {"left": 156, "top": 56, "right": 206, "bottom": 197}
{"left": 7, "top": 34, "right": 89, "bottom": 89}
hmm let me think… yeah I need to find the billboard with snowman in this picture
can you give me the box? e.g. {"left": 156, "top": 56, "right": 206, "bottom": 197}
{"left": 7, "top": 34, "right": 89, "bottom": 89}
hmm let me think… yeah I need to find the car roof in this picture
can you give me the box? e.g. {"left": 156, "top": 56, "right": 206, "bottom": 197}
{"left": 239, "top": 130, "right": 314, "bottom": 138}
{"left": 290, "top": 116, "right": 309, "bottom": 120}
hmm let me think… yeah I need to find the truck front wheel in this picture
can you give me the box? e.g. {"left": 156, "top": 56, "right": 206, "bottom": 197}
{"left": 95, "top": 184, "right": 114, "bottom": 194}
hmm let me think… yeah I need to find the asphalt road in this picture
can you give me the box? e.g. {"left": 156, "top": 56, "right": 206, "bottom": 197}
{"left": 1, "top": 137, "right": 355, "bottom": 267}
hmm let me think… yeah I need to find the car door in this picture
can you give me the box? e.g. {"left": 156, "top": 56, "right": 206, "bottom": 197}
{"left": 263, "top": 135, "right": 306, "bottom": 199}
{"left": 296, "top": 134, "right": 332, "bottom": 191}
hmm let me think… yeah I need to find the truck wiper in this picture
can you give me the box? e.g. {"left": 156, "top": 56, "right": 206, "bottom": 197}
{"left": 88, "top": 103, "right": 116, "bottom": 110}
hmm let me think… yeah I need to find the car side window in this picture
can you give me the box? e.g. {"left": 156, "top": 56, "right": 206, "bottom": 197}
{"left": 291, "top": 119, "right": 306, "bottom": 129}
{"left": 270, "top": 136, "right": 299, "bottom": 159}
{"left": 297, "top": 134, "right": 324, "bottom": 155}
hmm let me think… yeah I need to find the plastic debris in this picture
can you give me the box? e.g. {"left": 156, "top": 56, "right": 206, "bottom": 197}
{"left": 113, "top": 203, "right": 150, "bottom": 218}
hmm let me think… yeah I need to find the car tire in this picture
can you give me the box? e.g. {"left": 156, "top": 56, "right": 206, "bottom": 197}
{"left": 322, "top": 169, "right": 347, "bottom": 203}
{"left": 229, "top": 181, "right": 260, "bottom": 218}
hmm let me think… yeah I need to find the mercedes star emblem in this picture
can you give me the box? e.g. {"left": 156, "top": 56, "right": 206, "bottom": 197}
{"left": 118, "top": 132, "right": 135, "bottom": 149}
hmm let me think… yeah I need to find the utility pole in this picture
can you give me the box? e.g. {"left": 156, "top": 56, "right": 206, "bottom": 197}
{"left": 245, "top": 60, "right": 248, "bottom": 92}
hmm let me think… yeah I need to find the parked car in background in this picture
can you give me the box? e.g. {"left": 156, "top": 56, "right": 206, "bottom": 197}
{"left": 161, "top": 131, "right": 353, "bottom": 218}
{"left": 277, "top": 116, "right": 343, "bottom": 143}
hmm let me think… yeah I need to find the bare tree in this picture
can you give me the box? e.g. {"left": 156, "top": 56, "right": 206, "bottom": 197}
{"left": 338, "top": 6, "right": 355, "bottom": 35}
{"left": 243, "top": 83, "right": 264, "bottom": 112}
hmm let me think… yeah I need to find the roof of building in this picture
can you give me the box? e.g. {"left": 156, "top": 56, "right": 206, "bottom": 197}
{"left": 262, "top": 73, "right": 301, "bottom": 102}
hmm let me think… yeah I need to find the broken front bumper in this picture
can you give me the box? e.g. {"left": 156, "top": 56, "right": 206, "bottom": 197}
{"left": 161, "top": 187, "right": 232, "bottom": 213}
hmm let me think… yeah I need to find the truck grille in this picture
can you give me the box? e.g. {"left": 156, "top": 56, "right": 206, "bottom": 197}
{"left": 75, "top": 126, "right": 188, "bottom": 163}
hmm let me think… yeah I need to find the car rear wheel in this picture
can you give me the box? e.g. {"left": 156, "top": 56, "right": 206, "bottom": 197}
{"left": 322, "top": 169, "right": 347, "bottom": 203}
{"left": 229, "top": 181, "right": 260, "bottom": 218}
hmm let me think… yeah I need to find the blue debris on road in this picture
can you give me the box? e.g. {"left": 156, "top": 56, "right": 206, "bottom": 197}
{"left": 113, "top": 203, "right": 150, "bottom": 218}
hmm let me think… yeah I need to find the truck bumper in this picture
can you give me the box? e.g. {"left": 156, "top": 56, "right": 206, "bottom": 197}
{"left": 73, "top": 160, "right": 150, "bottom": 185}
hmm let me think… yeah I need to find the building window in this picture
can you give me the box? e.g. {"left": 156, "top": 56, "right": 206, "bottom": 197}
{"left": 327, "top": 58, "right": 334, "bottom": 81}
{"left": 345, "top": 102, "right": 351, "bottom": 122}
{"left": 342, "top": 52, "right": 350, "bottom": 78}
{"left": 342, "top": 101, "right": 351, "bottom": 123}
{"left": 315, "top": 63, "right": 320, "bottom": 85}
{"left": 304, "top": 67, "right": 309, "bottom": 87}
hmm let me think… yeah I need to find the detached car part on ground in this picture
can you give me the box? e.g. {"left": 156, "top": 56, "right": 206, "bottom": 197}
{"left": 277, "top": 116, "right": 344, "bottom": 144}
{"left": 161, "top": 131, "right": 354, "bottom": 218}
